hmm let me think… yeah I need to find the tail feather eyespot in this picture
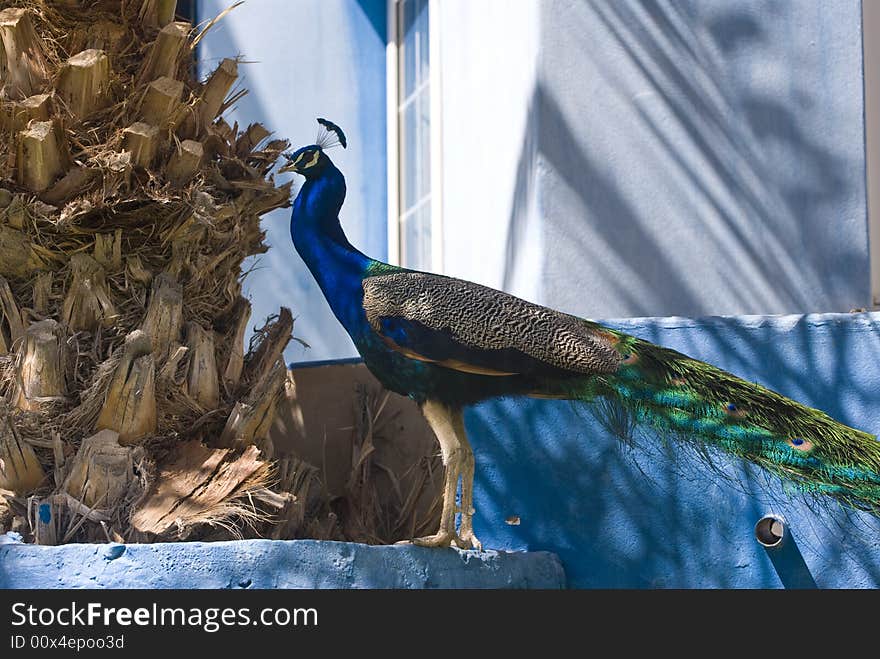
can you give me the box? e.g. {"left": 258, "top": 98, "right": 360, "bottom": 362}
{"left": 621, "top": 352, "right": 639, "bottom": 365}
{"left": 788, "top": 437, "right": 814, "bottom": 452}
{"left": 723, "top": 402, "right": 747, "bottom": 418}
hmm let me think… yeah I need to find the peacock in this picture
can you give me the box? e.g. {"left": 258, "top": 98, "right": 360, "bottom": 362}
{"left": 279, "top": 118, "right": 880, "bottom": 550}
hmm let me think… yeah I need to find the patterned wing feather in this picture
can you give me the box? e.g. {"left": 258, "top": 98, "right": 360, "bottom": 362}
{"left": 362, "top": 271, "right": 622, "bottom": 376}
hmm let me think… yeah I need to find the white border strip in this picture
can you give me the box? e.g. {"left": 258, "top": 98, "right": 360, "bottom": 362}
{"left": 386, "top": 0, "right": 401, "bottom": 266}
{"left": 428, "top": 0, "right": 444, "bottom": 273}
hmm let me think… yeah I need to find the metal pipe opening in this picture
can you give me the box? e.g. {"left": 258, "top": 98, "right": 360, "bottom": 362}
{"left": 754, "top": 514, "right": 787, "bottom": 548}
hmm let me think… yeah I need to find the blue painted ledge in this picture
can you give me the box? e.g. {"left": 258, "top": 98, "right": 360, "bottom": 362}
{"left": 0, "top": 537, "right": 565, "bottom": 589}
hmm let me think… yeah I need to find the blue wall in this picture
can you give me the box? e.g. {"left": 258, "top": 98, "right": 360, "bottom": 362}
{"left": 465, "top": 312, "right": 880, "bottom": 588}
{"left": 198, "top": 0, "right": 388, "bottom": 362}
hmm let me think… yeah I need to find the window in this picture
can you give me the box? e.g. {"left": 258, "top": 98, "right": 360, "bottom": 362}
{"left": 388, "top": 0, "right": 441, "bottom": 271}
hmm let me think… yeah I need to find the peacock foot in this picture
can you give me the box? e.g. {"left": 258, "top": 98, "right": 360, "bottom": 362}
{"left": 397, "top": 530, "right": 482, "bottom": 550}
{"left": 456, "top": 529, "right": 482, "bottom": 551}
{"left": 399, "top": 531, "right": 457, "bottom": 548}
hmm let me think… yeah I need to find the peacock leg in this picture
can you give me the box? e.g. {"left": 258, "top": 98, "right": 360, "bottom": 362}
{"left": 402, "top": 400, "right": 464, "bottom": 548}
{"left": 453, "top": 414, "right": 481, "bottom": 551}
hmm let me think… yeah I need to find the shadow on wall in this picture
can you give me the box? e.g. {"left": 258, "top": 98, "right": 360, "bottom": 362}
{"left": 355, "top": 0, "right": 387, "bottom": 40}
{"left": 503, "top": 0, "right": 865, "bottom": 319}
{"left": 465, "top": 313, "right": 880, "bottom": 588}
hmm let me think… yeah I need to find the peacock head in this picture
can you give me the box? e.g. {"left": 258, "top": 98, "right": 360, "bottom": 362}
{"left": 279, "top": 118, "right": 347, "bottom": 178}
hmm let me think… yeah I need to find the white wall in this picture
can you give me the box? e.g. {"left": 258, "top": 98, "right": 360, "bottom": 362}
{"left": 438, "top": 0, "right": 871, "bottom": 320}
{"left": 437, "top": 0, "right": 544, "bottom": 302}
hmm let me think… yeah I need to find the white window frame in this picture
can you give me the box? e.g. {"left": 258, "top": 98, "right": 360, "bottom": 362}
{"left": 386, "top": 0, "right": 444, "bottom": 271}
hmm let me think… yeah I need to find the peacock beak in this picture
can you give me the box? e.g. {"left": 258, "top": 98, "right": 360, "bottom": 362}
{"left": 278, "top": 160, "right": 299, "bottom": 174}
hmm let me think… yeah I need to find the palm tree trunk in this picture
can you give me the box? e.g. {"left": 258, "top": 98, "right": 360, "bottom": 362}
{"left": 0, "top": 0, "right": 291, "bottom": 543}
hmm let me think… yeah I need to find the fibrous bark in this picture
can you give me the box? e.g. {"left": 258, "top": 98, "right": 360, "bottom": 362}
{"left": 218, "top": 361, "right": 286, "bottom": 451}
{"left": 95, "top": 330, "right": 157, "bottom": 445}
{"left": 181, "top": 57, "right": 238, "bottom": 138}
{"left": 0, "top": 8, "right": 49, "bottom": 99}
{"left": 0, "top": 400, "right": 44, "bottom": 493}
{"left": 16, "top": 120, "right": 64, "bottom": 192}
{"left": 184, "top": 321, "right": 220, "bottom": 409}
{"left": 166, "top": 139, "right": 202, "bottom": 186}
{"left": 235, "top": 122, "right": 271, "bottom": 157}
{"left": 12, "top": 319, "right": 66, "bottom": 412}
{"left": 1, "top": 92, "right": 51, "bottom": 133}
{"left": 241, "top": 307, "right": 292, "bottom": 393}
{"left": 140, "top": 0, "right": 178, "bottom": 29}
{"left": 222, "top": 297, "right": 250, "bottom": 390}
{"left": 93, "top": 229, "right": 123, "bottom": 271}
{"left": 62, "top": 429, "right": 137, "bottom": 510}
{"left": 123, "top": 121, "right": 160, "bottom": 168}
{"left": 0, "top": 275, "right": 25, "bottom": 354}
{"left": 0, "top": 226, "right": 44, "bottom": 278}
{"left": 138, "top": 21, "right": 189, "bottom": 83}
{"left": 140, "top": 76, "right": 183, "bottom": 128}
{"left": 31, "top": 271, "right": 51, "bottom": 316}
{"left": 56, "top": 49, "right": 111, "bottom": 121}
{"left": 61, "top": 253, "right": 117, "bottom": 332}
{"left": 131, "top": 441, "right": 270, "bottom": 539}
{"left": 40, "top": 166, "right": 98, "bottom": 206}
{"left": 139, "top": 272, "right": 182, "bottom": 361}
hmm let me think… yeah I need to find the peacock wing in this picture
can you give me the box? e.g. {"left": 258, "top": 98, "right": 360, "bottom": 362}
{"left": 362, "top": 271, "right": 622, "bottom": 377}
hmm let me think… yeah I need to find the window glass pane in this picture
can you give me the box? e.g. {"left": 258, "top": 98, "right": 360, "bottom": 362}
{"left": 402, "top": 100, "right": 418, "bottom": 209}
{"left": 402, "top": 204, "right": 431, "bottom": 271}
{"left": 400, "top": 0, "right": 416, "bottom": 96}
{"left": 416, "top": 0, "right": 429, "bottom": 86}
{"left": 417, "top": 204, "right": 432, "bottom": 270}
{"left": 398, "top": 0, "right": 431, "bottom": 270}
{"left": 418, "top": 86, "right": 431, "bottom": 199}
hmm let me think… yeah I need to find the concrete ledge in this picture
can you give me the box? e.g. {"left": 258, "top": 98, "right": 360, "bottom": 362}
{"left": 0, "top": 536, "right": 565, "bottom": 589}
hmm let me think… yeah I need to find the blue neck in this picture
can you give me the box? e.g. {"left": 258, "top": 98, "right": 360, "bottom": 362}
{"left": 290, "top": 161, "right": 373, "bottom": 335}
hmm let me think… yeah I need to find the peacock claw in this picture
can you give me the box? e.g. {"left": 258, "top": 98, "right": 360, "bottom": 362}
{"left": 401, "top": 531, "right": 457, "bottom": 548}
{"left": 456, "top": 530, "right": 482, "bottom": 551}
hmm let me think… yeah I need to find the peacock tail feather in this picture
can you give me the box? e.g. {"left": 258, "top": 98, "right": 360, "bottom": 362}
{"left": 557, "top": 326, "right": 880, "bottom": 515}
